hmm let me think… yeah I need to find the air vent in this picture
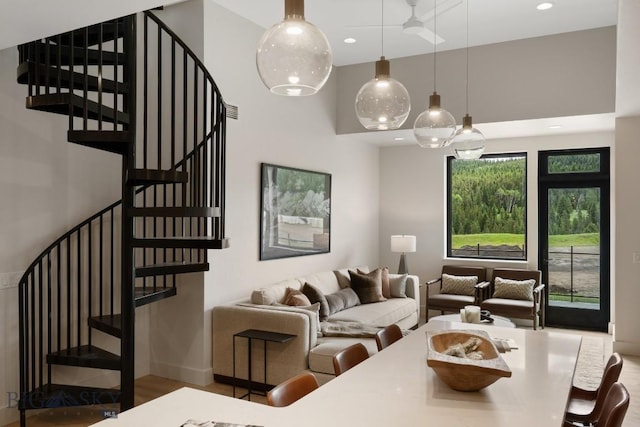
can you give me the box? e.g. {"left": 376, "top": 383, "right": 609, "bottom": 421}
{"left": 225, "top": 104, "right": 239, "bottom": 120}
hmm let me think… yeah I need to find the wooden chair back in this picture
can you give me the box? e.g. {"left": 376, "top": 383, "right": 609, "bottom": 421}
{"left": 266, "top": 372, "right": 319, "bottom": 407}
{"left": 375, "top": 324, "right": 403, "bottom": 351}
{"left": 333, "top": 343, "right": 369, "bottom": 376}
{"left": 591, "top": 353, "right": 624, "bottom": 418}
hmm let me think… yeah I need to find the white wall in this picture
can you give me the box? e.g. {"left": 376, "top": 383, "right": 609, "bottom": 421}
{"left": 379, "top": 132, "right": 614, "bottom": 317}
{"left": 0, "top": 44, "right": 153, "bottom": 424}
{"left": 144, "top": 0, "right": 380, "bottom": 385}
{"left": 336, "top": 27, "right": 617, "bottom": 135}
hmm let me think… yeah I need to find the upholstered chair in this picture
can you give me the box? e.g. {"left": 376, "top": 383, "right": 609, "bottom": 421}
{"left": 564, "top": 382, "right": 629, "bottom": 427}
{"left": 266, "top": 372, "right": 319, "bottom": 407}
{"left": 332, "top": 343, "right": 369, "bottom": 376}
{"left": 565, "top": 353, "right": 623, "bottom": 423}
{"left": 480, "top": 268, "right": 545, "bottom": 330}
{"left": 425, "top": 265, "right": 488, "bottom": 318}
{"left": 375, "top": 324, "right": 403, "bottom": 351}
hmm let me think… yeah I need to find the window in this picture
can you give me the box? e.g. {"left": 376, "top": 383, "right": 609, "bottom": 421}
{"left": 447, "top": 153, "right": 527, "bottom": 260}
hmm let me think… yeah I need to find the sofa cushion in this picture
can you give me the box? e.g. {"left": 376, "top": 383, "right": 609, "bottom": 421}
{"left": 441, "top": 273, "right": 478, "bottom": 296}
{"left": 325, "top": 288, "right": 360, "bottom": 316}
{"left": 388, "top": 274, "right": 408, "bottom": 298}
{"left": 493, "top": 277, "right": 535, "bottom": 301}
{"left": 297, "top": 270, "right": 342, "bottom": 296}
{"left": 250, "top": 278, "right": 302, "bottom": 305}
{"left": 349, "top": 269, "right": 386, "bottom": 304}
{"left": 334, "top": 265, "right": 369, "bottom": 289}
{"left": 283, "top": 287, "right": 312, "bottom": 306}
{"left": 302, "top": 282, "right": 331, "bottom": 320}
{"left": 358, "top": 267, "right": 390, "bottom": 298}
{"left": 309, "top": 338, "right": 378, "bottom": 375}
{"left": 328, "top": 298, "right": 416, "bottom": 327}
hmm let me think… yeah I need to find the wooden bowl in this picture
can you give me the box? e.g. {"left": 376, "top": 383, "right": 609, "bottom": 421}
{"left": 426, "top": 330, "right": 512, "bottom": 392}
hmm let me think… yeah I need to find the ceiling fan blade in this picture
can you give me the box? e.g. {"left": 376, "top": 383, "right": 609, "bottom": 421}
{"left": 417, "top": 27, "right": 445, "bottom": 45}
{"left": 346, "top": 24, "right": 402, "bottom": 29}
{"left": 418, "top": 0, "right": 463, "bottom": 22}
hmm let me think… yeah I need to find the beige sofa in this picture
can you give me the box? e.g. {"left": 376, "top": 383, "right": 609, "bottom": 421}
{"left": 212, "top": 266, "right": 420, "bottom": 387}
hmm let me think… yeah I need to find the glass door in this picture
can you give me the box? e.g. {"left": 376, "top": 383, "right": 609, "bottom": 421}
{"left": 538, "top": 148, "right": 610, "bottom": 331}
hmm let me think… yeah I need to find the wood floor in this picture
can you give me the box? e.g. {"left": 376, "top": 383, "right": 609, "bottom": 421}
{"left": 3, "top": 330, "right": 639, "bottom": 427}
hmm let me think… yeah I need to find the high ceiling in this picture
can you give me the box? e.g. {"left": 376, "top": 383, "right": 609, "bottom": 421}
{"left": 210, "top": 0, "right": 618, "bottom": 67}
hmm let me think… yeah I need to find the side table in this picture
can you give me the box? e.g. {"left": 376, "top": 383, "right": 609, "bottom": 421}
{"left": 232, "top": 329, "right": 296, "bottom": 400}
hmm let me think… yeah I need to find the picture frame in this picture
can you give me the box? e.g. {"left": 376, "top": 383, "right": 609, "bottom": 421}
{"left": 260, "top": 163, "right": 331, "bottom": 260}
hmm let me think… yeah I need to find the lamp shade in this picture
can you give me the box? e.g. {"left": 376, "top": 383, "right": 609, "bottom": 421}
{"left": 256, "top": 0, "right": 332, "bottom": 96}
{"left": 451, "top": 114, "right": 486, "bottom": 160}
{"left": 355, "top": 57, "right": 411, "bottom": 130}
{"left": 391, "top": 235, "right": 416, "bottom": 253}
{"left": 413, "top": 92, "right": 456, "bottom": 148}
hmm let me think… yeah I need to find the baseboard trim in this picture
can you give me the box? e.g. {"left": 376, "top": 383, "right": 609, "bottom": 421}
{"left": 150, "top": 361, "right": 212, "bottom": 386}
{"left": 612, "top": 339, "right": 640, "bottom": 356}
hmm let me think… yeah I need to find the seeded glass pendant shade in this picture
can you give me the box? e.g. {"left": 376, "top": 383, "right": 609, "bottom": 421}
{"left": 452, "top": 114, "right": 485, "bottom": 159}
{"left": 413, "top": 92, "right": 457, "bottom": 148}
{"left": 256, "top": 0, "right": 333, "bottom": 96}
{"left": 355, "top": 57, "right": 411, "bottom": 130}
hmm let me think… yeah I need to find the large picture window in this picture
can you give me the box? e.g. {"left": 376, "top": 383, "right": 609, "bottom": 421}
{"left": 447, "top": 153, "right": 527, "bottom": 260}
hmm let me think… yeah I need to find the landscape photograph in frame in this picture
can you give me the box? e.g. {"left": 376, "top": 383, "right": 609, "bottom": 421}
{"left": 260, "top": 163, "right": 331, "bottom": 260}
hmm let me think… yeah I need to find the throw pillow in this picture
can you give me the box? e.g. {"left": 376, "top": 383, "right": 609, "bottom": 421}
{"left": 348, "top": 269, "right": 386, "bottom": 304}
{"left": 441, "top": 273, "right": 478, "bottom": 296}
{"left": 388, "top": 274, "right": 408, "bottom": 298}
{"left": 359, "top": 267, "right": 390, "bottom": 298}
{"left": 302, "top": 282, "right": 331, "bottom": 320}
{"left": 283, "top": 287, "right": 312, "bottom": 307}
{"left": 493, "top": 277, "right": 535, "bottom": 301}
{"left": 325, "top": 287, "right": 360, "bottom": 316}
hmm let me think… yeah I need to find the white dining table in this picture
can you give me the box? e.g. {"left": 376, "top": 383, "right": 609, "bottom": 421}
{"left": 92, "top": 319, "right": 582, "bottom": 427}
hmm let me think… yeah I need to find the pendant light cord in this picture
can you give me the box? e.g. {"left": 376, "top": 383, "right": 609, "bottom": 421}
{"left": 381, "top": 0, "right": 385, "bottom": 57}
{"left": 433, "top": 0, "right": 437, "bottom": 92}
{"left": 465, "top": 0, "right": 469, "bottom": 113}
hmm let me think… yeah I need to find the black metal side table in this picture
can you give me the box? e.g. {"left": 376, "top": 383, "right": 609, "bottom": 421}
{"left": 232, "top": 329, "right": 296, "bottom": 400}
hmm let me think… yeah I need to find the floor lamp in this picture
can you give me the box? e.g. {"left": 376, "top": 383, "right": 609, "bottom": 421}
{"left": 391, "top": 235, "right": 416, "bottom": 274}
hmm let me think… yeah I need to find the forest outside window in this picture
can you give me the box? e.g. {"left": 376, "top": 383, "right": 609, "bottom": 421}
{"left": 447, "top": 153, "right": 527, "bottom": 260}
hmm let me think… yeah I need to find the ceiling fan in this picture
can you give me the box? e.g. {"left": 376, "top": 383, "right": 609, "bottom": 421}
{"left": 347, "top": 0, "right": 462, "bottom": 45}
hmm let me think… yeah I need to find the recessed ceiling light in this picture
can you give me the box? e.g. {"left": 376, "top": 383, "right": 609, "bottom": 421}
{"left": 536, "top": 2, "right": 554, "bottom": 10}
{"left": 344, "top": 37, "right": 357, "bottom": 44}
{"left": 548, "top": 125, "right": 563, "bottom": 129}
{"left": 394, "top": 137, "right": 405, "bottom": 141}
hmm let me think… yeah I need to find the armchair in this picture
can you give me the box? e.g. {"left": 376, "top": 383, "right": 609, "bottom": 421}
{"left": 425, "top": 265, "right": 488, "bottom": 318}
{"left": 480, "top": 268, "right": 545, "bottom": 330}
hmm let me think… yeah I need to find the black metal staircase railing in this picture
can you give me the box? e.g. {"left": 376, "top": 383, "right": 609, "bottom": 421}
{"left": 16, "top": 9, "right": 229, "bottom": 426}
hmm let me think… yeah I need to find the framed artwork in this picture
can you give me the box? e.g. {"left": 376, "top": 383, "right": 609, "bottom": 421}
{"left": 260, "top": 163, "right": 331, "bottom": 260}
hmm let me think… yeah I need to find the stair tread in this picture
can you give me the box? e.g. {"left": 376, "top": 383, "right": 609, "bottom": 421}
{"left": 130, "top": 207, "right": 220, "bottom": 217}
{"left": 26, "top": 93, "right": 129, "bottom": 125}
{"left": 47, "top": 345, "right": 120, "bottom": 370}
{"left": 127, "top": 169, "right": 188, "bottom": 185}
{"left": 133, "top": 236, "right": 230, "bottom": 249}
{"left": 135, "top": 261, "right": 209, "bottom": 277}
{"left": 134, "top": 286, "right": 177, "bottom": 307}
{"left": 89, "top": 314, "right": 122, "bottom": 338}
{"left": 33, "top": 42, "right": 125, "bottom": 66}
{"left": 67, "top": 130, "right": 130, "bottom": 155}
{"left": 19, "top": 383, "right": 121, "bottom": 410}
{"left": 17, "top": 61, "right": 128, "bottom": 94}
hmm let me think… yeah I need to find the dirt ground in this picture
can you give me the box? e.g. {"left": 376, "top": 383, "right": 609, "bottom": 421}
{"left": 547, "top": 246, "right": 600, "bottom": 298}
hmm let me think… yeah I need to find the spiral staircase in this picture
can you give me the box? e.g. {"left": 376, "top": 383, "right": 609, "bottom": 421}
{"left": 15, "top": 10, "right": 230, "bottom": 426}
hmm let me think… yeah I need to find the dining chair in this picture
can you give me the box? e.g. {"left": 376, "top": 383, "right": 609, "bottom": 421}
{"left": 565, "top": 352, "right": 623, "bottom": 423}
{"left": 564, "top": 382, "right": 629, "bottom": 427}
{"left": 333, "top": 343, "right": 369, "bottom": 376}
{"left": 375, "top": 324, "right": 403, "bottom": 351}
{"left": 266, "top": 372, "right": 319, "bottom": 407}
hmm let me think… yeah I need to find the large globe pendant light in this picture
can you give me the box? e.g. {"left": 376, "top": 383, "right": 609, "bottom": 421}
{"left": 256, "top": 0, "right": 333, "bottom": 96}
{"left": 355, "top": 0, "right": 411, "bottom": 130}
{"left": 450, "top": 0, "right": 485, "bottom": 159}
{"left": 413, "top": 0, "right": 456, "bottom": 148}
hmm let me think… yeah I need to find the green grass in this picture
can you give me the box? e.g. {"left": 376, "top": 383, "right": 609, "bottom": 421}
{"left": 452, "top": 232, "right": 599, "bottom": 248}
{"left": 549, "top": 294, "right": 600, "bottom": 303}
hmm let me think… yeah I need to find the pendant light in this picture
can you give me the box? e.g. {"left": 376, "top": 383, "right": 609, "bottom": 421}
{"left": 413, "top": 0, "right": 456, "bottom": 148}
{"left": 256, "top": 0, "right": 333, "bottom": 96}
{"left": 355, "top": 0, "right": 411, "bottom": 130}
{"left": 450, "top": 0, "right": 485, "bottom": 160}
